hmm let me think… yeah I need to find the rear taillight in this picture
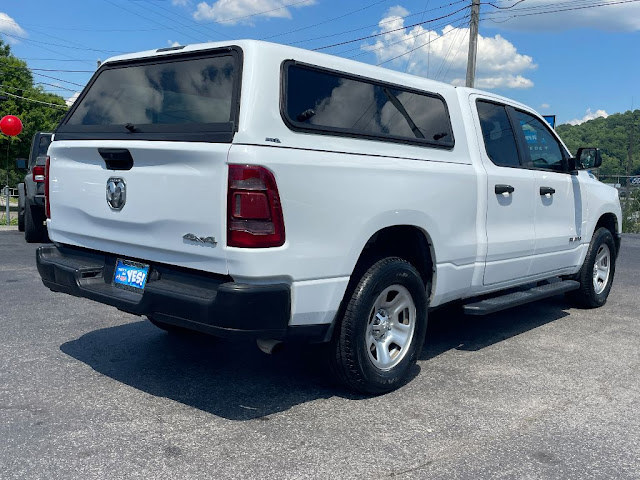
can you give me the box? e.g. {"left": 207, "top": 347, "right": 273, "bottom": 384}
{"left": 32, "top": 165, "right": 45, "bottom": 183}
{"left": 227, "top": 165, "right": 285, "bottom": 248}
{"left": 44, "top": 156, "right": 51, "bottom": 219}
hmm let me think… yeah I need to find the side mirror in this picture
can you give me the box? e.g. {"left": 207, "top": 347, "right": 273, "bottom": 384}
{"left": 575, "top": 147, "right": 602, "bottom": 170}
{"left": 15, "top": 158, "right": 27, "bottom": 170}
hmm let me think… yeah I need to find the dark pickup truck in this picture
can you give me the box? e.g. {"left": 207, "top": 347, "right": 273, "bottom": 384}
{"left": 17, "top": 132, "right": 51, "bottom": 242}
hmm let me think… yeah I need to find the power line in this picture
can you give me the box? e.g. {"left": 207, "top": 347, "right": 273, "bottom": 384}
{"left": 313, "top": 4, "right": 470, "bottom": 51}
{"left": 372, "top": 16, "right": 469, "bottom": 67}
{"left": 18, "top": 58, "right": 95, "bottom": 63}
{"left": 0, "top": 90, "right": 68, "bottom": 109}
{"left": 30, "top": 68, "right": 95, "bottom": 73}
{"left": 35, "top": 82, "right": 77, "bottom": 93}
{"left": 138, "top": 0, "right": 230, "bottom": 39}
{"left": 483, "top": 0, "right": 640, "bottom": 20}
{"left": 101, "top": 0, "right": 206, "bottom": 43}
{"left": 288, "top": 0, "right": 467, "bottom": 47}
{"left": 1, "top": 31, "right": 122, "bottom": 54}
{"left": 482, "top": 0, "right": 526, "bottom": 9}
{"left": 343, "top": 12, "right": 470, "bottom": 58}
{"left": 0, "top": 64, "right": 88, "bottom": 87}
{"left": 260, "top": 0, "right": 391, "bottom": 41}
{"left": 209, "top": 0, "right": 317, "bottom": 24}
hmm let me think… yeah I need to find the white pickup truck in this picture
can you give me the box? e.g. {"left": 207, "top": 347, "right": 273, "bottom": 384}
{"left": 37, "top": 40, "right": 622, "bottom": 394}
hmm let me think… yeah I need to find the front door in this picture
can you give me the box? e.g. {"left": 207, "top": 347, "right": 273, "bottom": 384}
{"left": 511, "top": 110, "right": 582, "bottom": 275}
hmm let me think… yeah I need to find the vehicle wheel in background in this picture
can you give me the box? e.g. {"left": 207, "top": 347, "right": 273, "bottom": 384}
{"left": 569, "top": 227, "right": 617, "bottom": 308}
{"left": 329, "top": 257, "right": 428, "bottom": 395}
{"left": 24, "top": 203, "right": 46, "bottom": 243}
{"left": 17, "top": 184, "right": 25, "bottom": 232}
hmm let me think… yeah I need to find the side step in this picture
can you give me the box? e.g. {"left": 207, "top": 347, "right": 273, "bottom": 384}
{"left": 463, "top": 280, "right": 580, "bottom": 316}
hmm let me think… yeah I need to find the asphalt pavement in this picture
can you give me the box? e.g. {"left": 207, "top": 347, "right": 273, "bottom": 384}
{"left": 1, "top": 230, "right": 638, "bottom": 479}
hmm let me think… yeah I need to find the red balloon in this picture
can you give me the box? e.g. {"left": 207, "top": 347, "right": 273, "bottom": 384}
{"left": 0, "top": 115, "right": 23, "bottom": 136}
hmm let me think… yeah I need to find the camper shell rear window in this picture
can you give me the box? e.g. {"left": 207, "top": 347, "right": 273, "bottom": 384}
{"left": 282, "top": 61, "right": 454, "bottom": 149}
{"left": 56, "top": 46, "right": 242, "bottom": 142}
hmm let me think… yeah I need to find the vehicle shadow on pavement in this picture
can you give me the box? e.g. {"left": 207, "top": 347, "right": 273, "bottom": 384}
{"left": 421, "top": 295, "right": 571, "bottom": 361}
{"left": 60, "top": 297, "right": 570, "bottom": 420}
{"left": 60, "top": 321, "right": 357, "bottom": 420}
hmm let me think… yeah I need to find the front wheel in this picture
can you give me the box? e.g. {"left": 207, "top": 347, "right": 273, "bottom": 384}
{"left": 329, "top": 257, "right": 428, "bottom": 395}
{"left": 570, "top": 227, "right": 617, "bottom": 308}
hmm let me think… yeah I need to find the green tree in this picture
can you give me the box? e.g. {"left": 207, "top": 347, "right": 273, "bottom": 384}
{"left": 0, "top": 38, "right": 68, "bottom": 187}
{"left": 556, "top": 110, "right": 640, "bottom": 177}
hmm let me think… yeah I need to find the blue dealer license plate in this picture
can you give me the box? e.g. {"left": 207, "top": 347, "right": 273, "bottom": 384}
{"left": 113, "top": 259, "right": 149, "bottom": 292}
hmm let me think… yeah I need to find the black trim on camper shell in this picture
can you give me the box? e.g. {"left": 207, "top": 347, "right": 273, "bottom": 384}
{"left": 280, "top": 60, "right": 456, "bottom": 151}
{"left": 55, "top": 46, "right": 244, "bottom": 144}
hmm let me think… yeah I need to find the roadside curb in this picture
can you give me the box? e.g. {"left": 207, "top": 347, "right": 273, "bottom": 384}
{"left": 0, "top": 226, "right": 19, "bottom": 231}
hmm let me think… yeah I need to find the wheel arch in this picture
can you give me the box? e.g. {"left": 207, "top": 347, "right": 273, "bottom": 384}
{"left": 594, "top": 212, "right": 620, "bottom": 256}
{"left": 350, "top": 224, "right": 436, "bottom": 299}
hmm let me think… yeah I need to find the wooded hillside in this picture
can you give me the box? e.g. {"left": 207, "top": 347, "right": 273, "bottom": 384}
{"left": 557, "top": 110, "right": 640, "bottom": 178}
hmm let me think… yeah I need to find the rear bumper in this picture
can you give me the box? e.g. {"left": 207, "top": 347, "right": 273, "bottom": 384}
{"left": 36, "top": 244, "right": 328, "bottom": 341}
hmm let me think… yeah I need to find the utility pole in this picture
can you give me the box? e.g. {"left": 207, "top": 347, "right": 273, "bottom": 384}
{"left": 465, "top": 0, "right": 481, "bottom": 88}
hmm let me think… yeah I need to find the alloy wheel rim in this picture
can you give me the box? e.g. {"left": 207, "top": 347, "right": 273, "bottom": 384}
{"left": 592, "top": 244, "right": 611, "bottom": 295}
{"left": 366, "top": 285, "right": 416, "bottom": 371}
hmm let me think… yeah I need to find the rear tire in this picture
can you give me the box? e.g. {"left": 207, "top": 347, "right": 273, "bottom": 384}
{"left": 329, "top": 257, "right": 428, "bottom": 395}
{"left": 24, "top": 202, "right": 46, "bottom": 243}
{"left": 569, "top": 227, "right": 616, "bottom": 308}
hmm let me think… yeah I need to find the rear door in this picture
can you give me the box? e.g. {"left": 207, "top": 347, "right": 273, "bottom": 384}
{"left": 475, "top": 99, "right": 536, "bottom": 285}
{"left": 48, "top": 48, "right": 243, "bottom": 274}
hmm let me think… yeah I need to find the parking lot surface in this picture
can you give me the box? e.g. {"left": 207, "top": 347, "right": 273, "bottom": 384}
{"left": 1, "top": 230, "right": 638, "bottom": 479}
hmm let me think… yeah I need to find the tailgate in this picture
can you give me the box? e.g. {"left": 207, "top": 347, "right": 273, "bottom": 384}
{"left": 46, "top": 46, "right": 243, "bottom": 275}
{"left": 48, "top": 140, "right": 230, "bottom": 274}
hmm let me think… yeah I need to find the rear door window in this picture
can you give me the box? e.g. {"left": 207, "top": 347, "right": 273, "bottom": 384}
{"left": 283, "top": 63, "right": 454, "bottom": 149}
{"left": 477, "top": 100, "right": 521, "bottom": 168}
{"left": 57, "top": 48, "right": 242, "bottom": 142}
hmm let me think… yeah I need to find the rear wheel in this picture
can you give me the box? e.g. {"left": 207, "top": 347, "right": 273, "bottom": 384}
{"left": 24, "top": 202, "right": 46, "bottom": 243}
{"left": 569, "top": 227, "right": 616, "bottom": 308}
{"left": 329, "top": 257, "right": 428, "bottom": 395}
{"left": 17, "top": 185, "right": 25, "bottom": 232}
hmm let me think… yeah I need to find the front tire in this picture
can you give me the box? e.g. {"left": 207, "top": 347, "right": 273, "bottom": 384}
{"left": 329, "top": 257, "right": 428, "bottom": 395}
{"left": 570, "top": 227, "right": 617, "bottom": 308}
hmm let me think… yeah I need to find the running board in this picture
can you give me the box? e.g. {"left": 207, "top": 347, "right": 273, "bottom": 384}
{"left": 463, "top": 280, "right": 580, "bottom": 316}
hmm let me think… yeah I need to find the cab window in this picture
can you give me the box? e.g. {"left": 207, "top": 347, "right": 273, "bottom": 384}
{"left": 514, "top": 110, "right": 567, "bottom": 172}
{"left": 477, "top": 100, "right": 520, "bottom": 168}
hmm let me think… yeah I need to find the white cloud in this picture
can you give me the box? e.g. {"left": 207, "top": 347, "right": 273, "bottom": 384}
{"left": 363, "top": 8, "right": 536, "bottom": 89}
{"left": 0, "top": 12, "right": 26, "bottom": 43}
{"left": 167, "top": 40, "right": 181, "bottom": 47}
{"left": 65, "top": 91, "right": 81, "bottom": 107}
{"left": 485, "top": 0, "right": 640, "bottom": 32}
{"left": 567, "top": 108, "right": 609, "bottom": 126}
{"left": 194, "top": 0, "right": 316, "bottom": 25}
{"left": 540, "top": 103, "right": 551, "bottom": 109}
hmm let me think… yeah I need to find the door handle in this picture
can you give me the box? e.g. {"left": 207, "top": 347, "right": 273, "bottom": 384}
{"left": 540, "top": 186, "right": 556, "bottom": 196}
{"left": 98, "top": 148, "right": 134, "bottom": 171}
{"left": 495, "top": 184, "right": 515, "bottom": 195}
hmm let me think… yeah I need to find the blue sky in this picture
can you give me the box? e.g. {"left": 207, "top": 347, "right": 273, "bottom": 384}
{"left": 1, "top": 0, "right": 639, "bottom": 125}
